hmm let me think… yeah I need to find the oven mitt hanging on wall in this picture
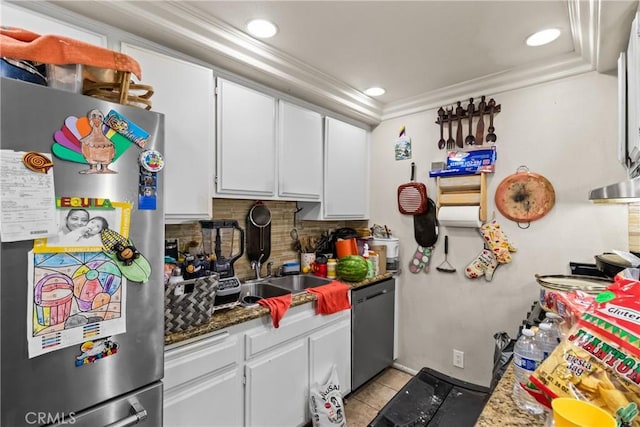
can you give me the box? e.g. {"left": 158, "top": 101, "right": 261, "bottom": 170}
{"left": 410, "top": 198, "right": 438, "bottom": 274}
{"left": 465, "top": 249, "right": 498, "bottom": 281}
{"left": 479, "top": 219, "right": 516, "bottom": 264}
{"left": 101, "top": 228, "right": 151, "bottom": 283}
{"left": 409, "top": 245, "right": 433, "bottom": 274}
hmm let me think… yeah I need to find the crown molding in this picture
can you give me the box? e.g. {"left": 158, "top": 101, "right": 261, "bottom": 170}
{"left": 29, "top": 0, "right": 622, "bottom": 125}
{"left": 99, "top": 1, "right": 385, "bottom": 124}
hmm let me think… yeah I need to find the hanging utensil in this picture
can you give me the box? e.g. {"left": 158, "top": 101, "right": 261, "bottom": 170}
{"left": 465, "top": 98, "right": 475, "bottom": 145}
{"left": 446, "top": 108, "right": 455, "bottom": 150}
{"left": 436, "top": 235, "right": 456, "bottom": 273}
{"left": 397, "top": 162, "right": 428, "bottom": 214}
{"left": 455, "top": 101, "right": 464, "bottom": 148}
{"left": 475, "top": 95, "right": 486, "bottom": 145}
{"left": 486, "top": 98, "right": 497, "bottom": 144}
{"left": 437, "top": 107, "right": 446, "bottom": 150}
{"left": 247, "top": 201, "right": 272, "bottom": 262}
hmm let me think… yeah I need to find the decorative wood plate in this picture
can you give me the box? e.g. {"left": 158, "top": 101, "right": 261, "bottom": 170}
{"left": 495, "top": 166, "right": 555, "bottom": 224}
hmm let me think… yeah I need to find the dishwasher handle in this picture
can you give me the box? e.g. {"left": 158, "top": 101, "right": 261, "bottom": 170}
{"left": 355, "top": 288, "right": 389, "bottom": 304}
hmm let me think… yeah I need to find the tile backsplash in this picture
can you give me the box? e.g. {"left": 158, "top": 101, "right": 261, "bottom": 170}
{"left": 166, "top": 198, "right": 368, "bottom": 280}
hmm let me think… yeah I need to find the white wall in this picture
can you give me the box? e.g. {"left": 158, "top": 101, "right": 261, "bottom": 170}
{"left": 370, "top": 71, "right": 629, "bottom": 387}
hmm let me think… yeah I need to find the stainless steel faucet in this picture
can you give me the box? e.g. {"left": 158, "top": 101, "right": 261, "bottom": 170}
{"left": 251, "top": 254, "right": 265, "bottom": 280}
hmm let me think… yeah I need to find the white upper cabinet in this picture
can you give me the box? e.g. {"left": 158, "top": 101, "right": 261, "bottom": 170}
{"left": 216, "top": 78, "right": 276, "bottom": 198}
{"left": 278, "top": 101, "right": 323, "bottom": 200}
{"left": 121, "top": 43, "right": 215, "bottom": 223}
{"left": 299, "top": 117, "right": 369, "bottom": 220}
{"left": 628, "top": 12, "right": 640, "bottom": 167}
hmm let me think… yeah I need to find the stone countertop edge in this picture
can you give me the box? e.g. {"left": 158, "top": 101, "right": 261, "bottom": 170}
{"left": 474, "top": 364, "right": 546, "bottom": 427}
{"left": 164, "top": 273, "right": 395, "bottom": 346}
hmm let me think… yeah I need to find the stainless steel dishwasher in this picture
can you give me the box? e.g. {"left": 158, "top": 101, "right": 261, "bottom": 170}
{"left": 351, "top": 278, "right": 395, "bottom": 390}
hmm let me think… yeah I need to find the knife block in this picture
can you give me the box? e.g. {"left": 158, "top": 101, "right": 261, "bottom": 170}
{"left": 436, "top": 173, "right": 487, "bottom": 222}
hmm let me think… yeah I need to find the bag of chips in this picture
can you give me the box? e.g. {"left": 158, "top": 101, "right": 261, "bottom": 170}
{"left": 528, "top": 273, "right": 640, "bottom": 426}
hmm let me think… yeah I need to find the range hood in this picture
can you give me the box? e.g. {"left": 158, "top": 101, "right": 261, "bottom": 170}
{"left": 589, "top": 177, "right": 640, "bottom": 203}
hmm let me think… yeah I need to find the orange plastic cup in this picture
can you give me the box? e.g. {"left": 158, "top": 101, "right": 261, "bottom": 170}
{"left": 551, "top": 398, "right": 616, "bottom": 427}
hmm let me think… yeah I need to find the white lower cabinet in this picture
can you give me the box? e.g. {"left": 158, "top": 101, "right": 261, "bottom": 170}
{"left": 309, "top": 319, "right": 352, "bottom": 396}
{"left": 245, "top": 340, "right": 309, "bottom": 427}
{"left": 163, "top": 304, "right": 351, "bottom": 427}
{"left": 163, "top": 331, "right": 244, "bottom": 427}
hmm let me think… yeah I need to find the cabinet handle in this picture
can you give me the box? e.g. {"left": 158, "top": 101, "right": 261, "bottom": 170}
{"left": 105, "top": 400, "right": 147, "bottom": 427}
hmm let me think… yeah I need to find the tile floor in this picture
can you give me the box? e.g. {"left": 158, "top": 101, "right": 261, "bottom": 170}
{"left": 344, "top": 368, "right": 414, "bottom": 426}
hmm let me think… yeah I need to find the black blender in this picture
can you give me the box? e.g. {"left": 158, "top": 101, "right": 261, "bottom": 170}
{"left": 200, "top": 220, "right": 244, "bottom": 308}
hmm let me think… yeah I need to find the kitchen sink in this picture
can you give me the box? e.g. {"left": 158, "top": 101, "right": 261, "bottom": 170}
{"left": 240, "top": 281, "right": 292, "bottom": 305}
{"left": 265, "top": 275, "right": 333, "bottom": 294}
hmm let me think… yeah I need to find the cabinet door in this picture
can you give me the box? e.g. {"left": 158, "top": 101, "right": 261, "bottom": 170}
{"left": 1, "top": 3, "right": 106, "bottom": 46}
{"left": 164, "top": 331, "right": 244, "bottom": 427}
{"left": 324, "top": 117, "right": 369, "bottom": 219}
{"left": 628, "top": 13, "right": 640, "bottom": 165}
{"left": 216, "top": 78, "right": 276, "bottom": 197}
{"left": 309, "top": 318, "right": 352, "bottom": 398}
{"left": 122, "top": 44, "right": 214, "bottom": 223}
{"left": 164, "top": 366, "right": 244, "bottom": 427}
{"left": 245, "top": 340, "right": 309, "bottom": 427}
{"left": 278, "top": 101, "right": 323, "bottom": 200}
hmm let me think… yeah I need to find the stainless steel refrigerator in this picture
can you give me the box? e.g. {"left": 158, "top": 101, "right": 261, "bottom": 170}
{"left": 1, "top": 77, "right": 164, "bottom": 426}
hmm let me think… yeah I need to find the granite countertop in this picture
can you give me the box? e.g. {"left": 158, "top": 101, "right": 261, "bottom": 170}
{"left": 474, "top": 365, "right": 546, "bottom": 427}
{"left": 164, "top": 273, "right": 394, "bottom": 346}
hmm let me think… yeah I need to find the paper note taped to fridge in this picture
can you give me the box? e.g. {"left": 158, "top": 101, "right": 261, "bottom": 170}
{"left": 33, "top": 200, "right": 131, "bottom": 253}
{"left": 0, "top": 150, "right": 58, "bottom": 242}
{"left": 27, "top": 251, "right": 126, "bottom": 358}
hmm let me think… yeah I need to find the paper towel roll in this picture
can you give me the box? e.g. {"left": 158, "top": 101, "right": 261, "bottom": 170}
{"left": 438, "top": 206, "right": 482, "bottom": 228}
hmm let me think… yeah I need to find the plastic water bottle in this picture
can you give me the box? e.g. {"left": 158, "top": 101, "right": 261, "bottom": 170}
{"left": 537, "top": 322, "right": 559, "bottom": 360}
{"left": 512, "top": 328, "right": 544, "bottom": 414}
{"left": 541, "top": 312, "right": 563, "bottom": 343}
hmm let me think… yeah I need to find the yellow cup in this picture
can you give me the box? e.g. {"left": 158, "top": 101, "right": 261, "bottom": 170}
{"left": 551, "top": 398, "right": 616, "bottom": 427}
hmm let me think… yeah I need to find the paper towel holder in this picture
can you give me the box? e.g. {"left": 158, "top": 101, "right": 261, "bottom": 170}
{"left": 436, "top": 173, "right": 487, "bottom": 222}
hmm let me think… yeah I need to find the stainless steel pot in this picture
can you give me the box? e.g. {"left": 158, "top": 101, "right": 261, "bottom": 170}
{"left": 594, "top": 253, "right": 633, "bottom": 278}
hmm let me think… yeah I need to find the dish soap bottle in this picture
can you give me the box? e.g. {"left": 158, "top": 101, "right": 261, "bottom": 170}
{"left": 362, "top": 243, "right": 374, "bottom": 278}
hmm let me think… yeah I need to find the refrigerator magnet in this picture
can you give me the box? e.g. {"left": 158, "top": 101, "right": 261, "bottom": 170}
{"left": 75, "top": 337, "right": 119, "bottom": 366}
{"left": 138, "top": 150, "right": 163, "bottom": 210}
{"left": 104, "top": 110, "right": 149, "bottom": 148}
{"left": 101, "top": 228, "right": 152, "bottom": 283}
{"left": 22, "top": 151, "right": 54, "bottom": 173}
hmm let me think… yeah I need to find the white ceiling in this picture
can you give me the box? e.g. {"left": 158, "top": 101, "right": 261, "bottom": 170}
{"left": 45, "top": 0, "right": 639, "bottom": 124}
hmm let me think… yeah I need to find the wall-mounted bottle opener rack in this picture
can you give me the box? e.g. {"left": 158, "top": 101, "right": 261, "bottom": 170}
{"left": 435, "top": 96, "right": 501, "bottom": 150}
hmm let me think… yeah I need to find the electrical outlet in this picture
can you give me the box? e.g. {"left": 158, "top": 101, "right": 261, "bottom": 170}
{"left": 453, "top": 349, "right": 464, "bottom": 368}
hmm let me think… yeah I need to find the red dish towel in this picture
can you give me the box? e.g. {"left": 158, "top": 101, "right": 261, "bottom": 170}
{"left": 306, "top": 281, "right": 351, "bottom": 315}
{"left": 257, "top": 294, "right": 292, "bottom": 328}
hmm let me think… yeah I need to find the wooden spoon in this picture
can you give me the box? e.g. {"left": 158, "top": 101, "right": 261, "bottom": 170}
{"left": 455, "top": 101, "right": 464, "bottom": 148}
{"left": 475, "top": 95, "right": 486, "bottom": 145}
{"left": 465, "top": 98, "right": 475, "bottom": 145}
{"left": 437, "top": 107, "right": 446, "bottom": 149}
{"left": 486, "top": 98, "right": 497, "bottom": 144}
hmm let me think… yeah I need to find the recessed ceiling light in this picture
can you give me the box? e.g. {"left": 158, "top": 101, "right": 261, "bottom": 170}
{"left": 526, "top": 28, "right": 561, "bottom": 46}
{"left": 247, "top": 19, "right": 278, "bottom": 38}
{"left": 364, "top": 87, "right": 386, "bottom": 97}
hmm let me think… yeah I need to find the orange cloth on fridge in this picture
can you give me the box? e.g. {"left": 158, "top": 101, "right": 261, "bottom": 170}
{"left": 0, "top": 27, "right": 142, "bottom": 79}
{"left": 306, "top": 281, "right": 351, "bottom": 315}
{"left": 257, "top": 294, "right": 292, "bottom": 328}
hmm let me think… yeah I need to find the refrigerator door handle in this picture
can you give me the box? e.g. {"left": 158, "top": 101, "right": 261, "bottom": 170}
{"left": 105, "top": 400, "right": 148, "bottom": 427}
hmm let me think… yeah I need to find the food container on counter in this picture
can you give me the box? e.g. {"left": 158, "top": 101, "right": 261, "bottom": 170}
{"left": 535, "top": 274, "right": 612, "bottom": 330}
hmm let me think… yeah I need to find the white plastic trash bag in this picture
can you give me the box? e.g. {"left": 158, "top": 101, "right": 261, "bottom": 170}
{"left": 309, "top": 365, "right": 347, "bottom": 427}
